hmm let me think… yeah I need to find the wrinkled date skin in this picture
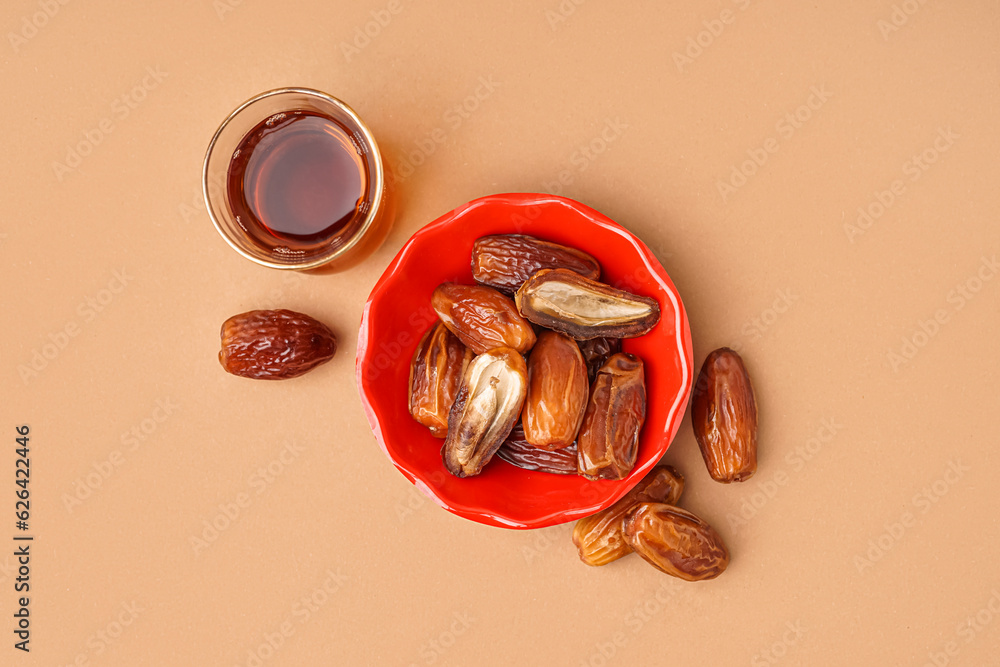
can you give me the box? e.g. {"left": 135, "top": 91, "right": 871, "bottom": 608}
{"left": 622, "top": 503, "right": 730, "bottom": 581}
{"left": 523, "top": 331, "right": 588, "bottom": 450}
{"left": 496, "top": 425, "right": 578, "bottom": 475}
{"left": 578, "top": 337, "right": 622, "bottom": 383}
{"left": 577, "top": 353, "right": 646, "bottom": 480}
{"left": 692, "top": 347, "right": 758, "bottom": 483}
{"left": 442, "top": 348, "right": 528, "bottom": 477}
{"left": 515, "top": 269, "right": 661, "bottom": 340}
{"left": 219, "top": 309, "right": 336, "bottom": 380}
{"left": 408, "top": 323, "right": 473, "bottom": 437}
{"left": 572, "top": 465, "right": 685, "bottom": 566}
{"left": 431, "top": 283, "right": 536, "bottom": 355}
{"left": 471, "top": 234, "right": 602, "bottom": 294}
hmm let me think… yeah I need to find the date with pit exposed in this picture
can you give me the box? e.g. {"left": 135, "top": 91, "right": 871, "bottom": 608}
{"left": 406, "top": 234, "right": 661, "bottom": 480}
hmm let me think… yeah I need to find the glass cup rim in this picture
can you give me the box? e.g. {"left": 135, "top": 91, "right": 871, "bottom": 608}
{"left": 202, "top": 87, "right": 386, "bottom": 270}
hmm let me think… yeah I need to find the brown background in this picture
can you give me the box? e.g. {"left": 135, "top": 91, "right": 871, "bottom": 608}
{"left": 3, "top": 0, "right": 999, "bottom": 665}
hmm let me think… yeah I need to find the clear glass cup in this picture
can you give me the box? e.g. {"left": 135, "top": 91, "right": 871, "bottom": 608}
{"left": 203, "top": 88, "right": 392, "bottom": 272}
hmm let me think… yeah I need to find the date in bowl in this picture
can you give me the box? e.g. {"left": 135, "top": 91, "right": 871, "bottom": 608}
{"left": 356, "top": 193, "right": 693, "bottom": 529}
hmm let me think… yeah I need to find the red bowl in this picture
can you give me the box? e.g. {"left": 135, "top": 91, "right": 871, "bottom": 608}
{"left": 356, "top": 193, "right": 693, "bottom": 529}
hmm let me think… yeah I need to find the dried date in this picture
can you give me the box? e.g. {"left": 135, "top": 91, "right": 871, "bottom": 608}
{"left": 691, "top": 347, "right": 758, "bottom": 483}
{"left": 578, "top": 337, "right": 622, "bottom": 383}
{"left": 515, "top": 269, "right": 660, "bottom": 340}
{"left": 219, "top": 309, "right": 336, "bottom": 380}
{"left": 431, "top": 283, "right": 536, "bottom": 355}
{"left": 408, "top": 323, "right": 473, "bottom": 437}
{"left": 496, "top": 425, "right": 578, "bottom": 475}
{"left": 577, "top": 353, "right": 646, "bottom": 480}
{"left": 572, "top": 465, "right": 685, "bottom": 566}
{"left": 523, "top": 331, "right": 588, "bottom": 450}
{"left": 471, "top": 234, "right": 601, "bottom": 294}
{"left": 442, "top": 347, "right": 528, "bottom": 477}
{"left": 622, "top": 503, "right": 730, "bottom": 581}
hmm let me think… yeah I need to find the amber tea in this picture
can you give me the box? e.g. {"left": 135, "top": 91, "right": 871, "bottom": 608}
{"left": 227, "top": 110, "right": 370, "bottom": 255}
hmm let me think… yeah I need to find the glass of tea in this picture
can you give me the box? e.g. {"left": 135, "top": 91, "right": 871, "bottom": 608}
{"left": 203, "top": 88, "right": 392, "bottom": 271}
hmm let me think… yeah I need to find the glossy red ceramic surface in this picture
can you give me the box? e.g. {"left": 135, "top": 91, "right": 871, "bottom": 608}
{"left": 356, "top": 194, "right": 693, "bottom": 529}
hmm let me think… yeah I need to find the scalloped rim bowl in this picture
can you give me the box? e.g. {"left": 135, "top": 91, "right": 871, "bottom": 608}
{"left": 356, "top": 193, "right": 693, "bottom": 529}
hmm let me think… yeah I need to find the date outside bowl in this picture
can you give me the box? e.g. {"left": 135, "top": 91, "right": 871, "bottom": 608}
{"left": 356, "top": 193, "right": 693, "bottom": 529}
